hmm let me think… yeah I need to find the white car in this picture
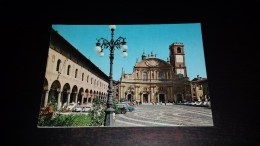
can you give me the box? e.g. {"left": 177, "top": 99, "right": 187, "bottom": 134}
{"left": 74, "top": 105, "right": 93, "bottom": 112}
{"left": 74, "top": 105, "right": 82, "bottom": 112}
{"left": 67, "top": 103, "right": 76, "bottom": 111}
{"left": 82, "top": 106, "right": 92, "bottom": 112}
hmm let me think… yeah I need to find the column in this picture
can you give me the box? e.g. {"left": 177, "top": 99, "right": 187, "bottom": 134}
{"left": 157, "top": 94, "right": 159, "bottom": 103}
{"left": 80, "top": 96, "right": 85, "bottom": 104}
{"left": 137, "top": 87, "right": 139, "bottom": 101}
{"left": 141, "top": 93, "right": 143, "bottom": 104}
{"left": 171, "top": 86, "right": 173, "bottom": 101}
{"left": 67, "top": 92, "right": 71, "bottom": 106}
{"left": 86, "top": 94, "right": 89, "bottom": 104}
{"left": 168, "top": 86, "right": 170, "bottom": 102}
{"left": 75, "top": 92, "right": 79, "bottom": 105}
{"left": 91, "top": 95, "right": 93, "bottom": 104}
{"left": 151, "top": 87, "right": 153, "bottom": 103}
{"left": 122, "top": 86, "right": 125, "bottom": 99}
{"left": 44, "top": 90, "right": 49, "bottom": 107}
{"left": 135, "top": 87, "right": 137, "bottom": 101}
{"left": 57, "top": 91, "right": 62, "bottom": 110}
{"left": 81, "top": 93, "right": 84, "bottom": 105}
{"left": 148, "top": 94, "right": 150, "bottom": 103}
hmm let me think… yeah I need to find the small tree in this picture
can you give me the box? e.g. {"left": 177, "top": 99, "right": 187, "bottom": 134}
{"left": 89, "top": 98, "right": 105, "bottom": 126}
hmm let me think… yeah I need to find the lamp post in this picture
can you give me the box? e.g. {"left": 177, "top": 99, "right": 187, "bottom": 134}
{"left": 95, "top": 25, "right": 128, "bottom": 126}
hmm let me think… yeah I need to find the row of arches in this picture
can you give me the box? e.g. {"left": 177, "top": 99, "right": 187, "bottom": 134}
{"left": 41, "top": 78, "right": 108, "bottom": 109}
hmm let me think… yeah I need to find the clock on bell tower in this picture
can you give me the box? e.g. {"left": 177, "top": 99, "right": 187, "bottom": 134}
{"left": 169, "top": 42, "right": 187, "bottom": 77}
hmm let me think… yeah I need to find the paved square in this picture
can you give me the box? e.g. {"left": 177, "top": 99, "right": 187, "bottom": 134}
{"left": 114, "top": 104, "right": 213, "bottom": 127}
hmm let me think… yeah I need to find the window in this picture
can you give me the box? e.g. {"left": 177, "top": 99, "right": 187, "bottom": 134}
{"left": 87, "top": 75, "right": 89, "bottom": 82}
{"left": 91, "top": 78, "right": 93, "bottom": 84}
{"left": 158, "top": 71, "right": 165, "bottom": 80}
{"left": 82, "top": 73, "right": 84, "bottom": 81}
{"left": 67, "top": 65, "right": 70, "bottom": 75}
{"left": 177, "top": 47, "right": 181, "bottom": 53}
{"left": 143, "top": 72, "right": 147, "bottom": 81}
{"left": 75, "top": 69, "right": 78, "bottom": 78}
{"left": 178, "top": 74, "right": 184, "bottom": 78}
{"left": 56, "top": 59, "right": 61, "bottom": 72}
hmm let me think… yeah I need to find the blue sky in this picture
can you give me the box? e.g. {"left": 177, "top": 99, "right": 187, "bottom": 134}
{"left": 52, "top": 24, "right": 207, "bottom": 81}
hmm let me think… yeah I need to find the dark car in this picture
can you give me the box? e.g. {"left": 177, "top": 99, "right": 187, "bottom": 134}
{"left": 115, "top": 103, "right": 127, "bottom": 114}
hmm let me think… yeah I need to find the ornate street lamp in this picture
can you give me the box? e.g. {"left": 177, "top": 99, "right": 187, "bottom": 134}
{"left": 95, "top": 25, "right": 128, "bottom": 126}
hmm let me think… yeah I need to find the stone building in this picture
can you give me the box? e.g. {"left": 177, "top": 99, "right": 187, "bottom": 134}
{"left": 41, "top": 28, "right": 109, "bottom": 110}
{"left": 119, "top": 43, "right": 191, "bottom": 104}
{"left": 191, "top": 75, "right": 209, "bottom": 102}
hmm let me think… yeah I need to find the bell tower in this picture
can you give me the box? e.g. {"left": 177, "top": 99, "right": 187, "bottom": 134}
{"left": 169, "top": 42, "right": 187, "bottom": 77}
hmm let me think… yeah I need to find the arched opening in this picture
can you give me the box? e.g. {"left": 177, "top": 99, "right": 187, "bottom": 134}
{"left": 78, "top": 88, "right": 84, "bottom": 105}
{"left": 100, "top": 92, "right": 103, "bottom": 102}
{"left": 176, "top": 94, "right": 183, "bottom": 103}
{"left": 159, "top": 93, "right": 165, "bottom": 103}
{"left": 177, "top": 47, "right": 181, "bottom": 53}
{"left": 49, "top": 80, "right": 61, "bottom": 107}
{"left": 84, "top": 89, "right": 89, "bottom": 104}
{"left": 71, "top": 85, "right": 78, "bottom": 103}
{"left": 61, "top": 83, "right": 70, "bottom": 108}
{"left": 127, "top": 94, "right": 133, "bottom": 102}
{"left": 143, "top": 93, "right": 148, "bottom": 103}
{"left": 89, "top": 90, "right": 93, "bottom": 102}
{"left": 93, "top": 91, "right": 96, "bottom": 98}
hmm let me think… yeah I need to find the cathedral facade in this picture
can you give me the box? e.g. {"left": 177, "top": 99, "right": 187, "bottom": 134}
{"left": 119, "top": 43, "right": 192, "bottom": 104}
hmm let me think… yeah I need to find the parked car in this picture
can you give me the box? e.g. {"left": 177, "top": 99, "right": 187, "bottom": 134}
{"left": 67, "top": 103, "right": 76, "bottom": 111}
{"left": 115, "top": 103, "right": 127, "bottom": 114}
{"left": 120, "top": 102, "right": 136, "bottom": 111}
{"left": 73, "top": 105, "right": 82, "bottom": 112}
{"left": 81, "top": 105, "right": 92, "bottom": 112}
{"left": 73, "top": 105, "right": 93, "bottom": 112}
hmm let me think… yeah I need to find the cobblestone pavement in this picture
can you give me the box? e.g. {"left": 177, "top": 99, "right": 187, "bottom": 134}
{"left": 114, "top": 104, "right": 213, "bottom": 127}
